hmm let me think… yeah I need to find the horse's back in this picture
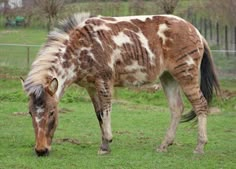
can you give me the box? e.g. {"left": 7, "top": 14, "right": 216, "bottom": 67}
{"left": 76, "top": 15, "right": 204, "bottom": 87}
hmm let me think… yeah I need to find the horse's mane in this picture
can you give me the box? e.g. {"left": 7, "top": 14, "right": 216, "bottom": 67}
{"left": 23, "top": 12, "right": 91, "bottom": 95}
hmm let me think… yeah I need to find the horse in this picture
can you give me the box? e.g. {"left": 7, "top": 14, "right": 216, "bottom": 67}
{"left": 22, "top": 13, "right": 220, "bottom": 156}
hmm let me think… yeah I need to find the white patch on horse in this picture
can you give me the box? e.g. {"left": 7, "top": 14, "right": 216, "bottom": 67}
{"left": 186, "top": 56, "right": 195, "bottom": 66}
{"left": 37, "top": 127, "right": 43, "bottom": 138}
{"left": 35, "top": 116, "right": 43, "bottom": 123}
{"left": 121, "top": 69, "right": 147, "bottom": 86}
{"left": 189, "top": 27, "right": 192, "bottom": 32}
{"left": 159, "top": 54, "right": 165, "bottom": 72}
{"left": 88, "top": 51, "right": 96, "bottom": 62}
{"left": 109, "top": 15, "right": 154, "bottom": 23}
{"left": 67, "top": 64, "right": 76, "bottom": 80}
{"left": 133, "top": 71, "right": 147, "bottom": 84}
{"left": 157, "top": 24, "right": 169, "bottom": 45}
{"left": 125, "top": 60, "right": 144, "bottom": 72}
{"left": 197, "top": 48, "right": 201, "bottom": 54}
{"left": 36, "top": 106, "right": 44, "bottom": 114}
{"left": 93, "top": 36, "right": 104, "bottom": 50}
{"left": 109, "top": 49, "right": 122, "bottom": 70}
{"left": 92, "top": 24, "right": 111, "bottom": 32}
{"left": 136, "top": 31, "right": 155, "bottom": 62}
{"left": 55, "top": 65, "right": 67, "bottom": 99}
{"left": 112, "top": 32, "right": 133, "bottom": 47}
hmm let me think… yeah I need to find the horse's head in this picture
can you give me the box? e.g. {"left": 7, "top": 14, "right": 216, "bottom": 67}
{"left": 26, "top": 78, "right": 59, "bottom": 156}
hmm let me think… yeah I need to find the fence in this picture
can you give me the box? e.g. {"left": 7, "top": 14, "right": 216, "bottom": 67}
{"left": 0, "top": 44, "right": 235, "bottom": 80}
{"left": 0, "top": 44, "right": 41, "bottom": 70}
{"left": 187, "top": 15, "right": 236, "bottom": 52}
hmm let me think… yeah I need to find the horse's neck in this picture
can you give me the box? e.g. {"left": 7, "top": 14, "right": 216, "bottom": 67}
{"left": 54, "top": 62, "right": 77, "bottom": 99}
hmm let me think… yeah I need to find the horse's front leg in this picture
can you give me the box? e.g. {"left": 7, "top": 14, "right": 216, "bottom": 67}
{"left": 87, "top": 80, "right": 113, "bottom": 154}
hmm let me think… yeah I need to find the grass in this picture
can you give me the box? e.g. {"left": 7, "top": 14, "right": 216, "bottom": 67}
{"left": 0, "top": 78, "right": 236, "bottom": 169}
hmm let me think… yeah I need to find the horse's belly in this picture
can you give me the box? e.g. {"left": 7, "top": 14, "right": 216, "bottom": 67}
{"left": 114, "top": 70, "right": 150, "bottom": 87}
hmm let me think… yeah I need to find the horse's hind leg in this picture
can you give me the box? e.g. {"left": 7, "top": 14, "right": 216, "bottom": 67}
{"left": 86, "top": 79, "right": 113, "bottom": 154}
{"left": 181, "top": 84, "right": 208, "bottom": 154}
{"left": 157, "top": 72, "right": 184, "bottom": 152}
{"left": 172, "top": 67, "right": 208, "bottom": 154}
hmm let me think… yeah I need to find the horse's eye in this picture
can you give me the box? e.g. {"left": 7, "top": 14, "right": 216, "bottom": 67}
{"left": 29, "top": 112, "right": 32, "bottom": 117}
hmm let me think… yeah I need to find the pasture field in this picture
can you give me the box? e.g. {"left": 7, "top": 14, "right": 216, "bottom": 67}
{"left": 0, "top": 28, "right": 236, "bottom": 168}
{"left": 0, "top": 77, "right": 236, "bottom": 169}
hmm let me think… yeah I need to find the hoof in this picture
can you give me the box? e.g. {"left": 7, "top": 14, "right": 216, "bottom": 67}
{"left": 157, "top": 148, "right": 168, "bottom": 153}
{"left": 156, "top": 145, "right": 168, "bottom": 153}
{"left": 98, "top": 149, "right": 110, "bottom": 155}
{"left": 193, "top": 149, "right": 204, "bottom": 154}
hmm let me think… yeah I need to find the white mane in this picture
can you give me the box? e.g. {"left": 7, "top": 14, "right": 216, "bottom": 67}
{"left": 23, "top": 12, "right": 91, "bottom": 95}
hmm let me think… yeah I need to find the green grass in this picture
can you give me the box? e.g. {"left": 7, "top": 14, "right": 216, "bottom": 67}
{"left": 0, "top": 29, "right": 47, "bottom": 44}
{"left": 0, "top": 78, "right": 236, "bottom": 169}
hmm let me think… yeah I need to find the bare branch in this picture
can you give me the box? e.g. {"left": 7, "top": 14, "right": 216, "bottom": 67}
{"left": 34, "top": 0, "right": 64, "bottom": 31}
{"left": 160, "top": 0, "right": 179, "bottom": 14}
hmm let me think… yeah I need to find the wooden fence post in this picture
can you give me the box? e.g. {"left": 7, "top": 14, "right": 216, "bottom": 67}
{"left": 225, "top": 25, "right": 229, "bottom": 57}
{"left": 216, "top": 22, "right": 220, "bottom": 47}
{"left": 209, "top": 20, "right": 212, "bottom": 40}
{"left": 204, "top": 18, "right": 207, "bottom": 39}
{"left": 27, "top": 47, "right": 30, "bottom": 69}
{"left": 192, "top": 14, "right": 196, "bottom": 26}
{"left": 235, "top": 26, "right": 236, "bottom": 56}
{"left": 199, "top": 17, "right": 203, "bottom": 33}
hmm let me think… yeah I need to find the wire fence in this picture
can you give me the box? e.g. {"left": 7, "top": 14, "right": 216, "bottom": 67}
{"left": 0, "top": 43, "right": 236, "bottom": 80}
{"left": 0, "top": 43, "right": 41, "bottom": 70}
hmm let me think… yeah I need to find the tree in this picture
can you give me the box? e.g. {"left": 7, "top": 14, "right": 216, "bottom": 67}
{"left": 129, "top": 0, "right": 145, "bottom": 15}
{"left": 34, "top": 0, "right": 64, "bottom": 32}
{"left": 204, "top": 0, "right": 236, "bottom": 25}
{"left": 0, "top": 0, "right": 10, "bottom": 15}
{"left": 159, "top": 0, "right": 179, "bottom": 14}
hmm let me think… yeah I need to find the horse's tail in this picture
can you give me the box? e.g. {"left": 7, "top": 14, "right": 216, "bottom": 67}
{"left": 181, "top": 38, "right": 220, "bottom": 122}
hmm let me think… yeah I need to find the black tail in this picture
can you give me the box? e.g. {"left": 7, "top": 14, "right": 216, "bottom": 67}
{"left": 181, "top": 40, "right": 220, "bottom": 123}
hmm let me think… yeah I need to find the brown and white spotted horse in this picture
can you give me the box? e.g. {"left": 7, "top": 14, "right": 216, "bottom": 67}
{"left": 22, "top": 13, "right": 219, "bottom": 156}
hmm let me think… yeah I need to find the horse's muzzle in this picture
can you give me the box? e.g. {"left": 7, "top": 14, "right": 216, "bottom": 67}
{"left": 35, "top": 148, "right": 49, "bottom": 157}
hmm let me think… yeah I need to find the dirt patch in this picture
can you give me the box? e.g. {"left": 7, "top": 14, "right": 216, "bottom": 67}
{"left": 12, "top": 108, "right": 73, "bottom": 116}
{"left": 221, "top": 89, "right": 236, "bottom": 99}
{"left": 128, "top": 83, "right": 162, "bottom": 93}
{"left": 114, "top": 130, "right": 132, "bottom": 135}
{"left": 209, "top": 107, "right": 221, "bottom": 115}
{"left": 12, "top": 112, "right": 28, "bottom": 116}
{"left": 0, "top": 30, "right": 19, "bottom": 34}
{"left": 54, "top": 138, "right": 80, "bottom": 145}
{"left": 59, "top": 108, "right": 73, "bottom": 114}
{"left": 0, "top": 74, "right": 19, "bottom": 80}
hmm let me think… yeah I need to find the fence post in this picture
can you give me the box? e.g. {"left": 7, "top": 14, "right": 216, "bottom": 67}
{"left": 204, "top": 18, "right": 207, "bottom": 39}
{"left": 209, "top": 20, "right": 212, "bottom": 40}
{"left": 192, "top": 13, "right": 196, "bottom": 26}
{"left": 235, "top": 26, "right": 236, "bottom": 56}
{"left": 199, "top": 17, "right": 203, "bottom": 33}
{"left": 216, "top": 22, "right": 219, "bottom": 47}
{"left": 225, "top": 25, "right": 229, "bottom": 57}
{"left": 27, "top": 47, "right": 30, "bottom": 69}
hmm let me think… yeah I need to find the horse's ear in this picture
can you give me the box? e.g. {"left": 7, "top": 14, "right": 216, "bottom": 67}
{"left": 47, "top": 78, "right": 58, "bottom": 96}
{"left": 20, "top": 77, "right": 25, "bottom": 89}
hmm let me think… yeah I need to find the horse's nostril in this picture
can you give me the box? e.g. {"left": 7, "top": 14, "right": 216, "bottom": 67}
{"left": 35, "top": 148, "right": 49, "bottom": 157}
